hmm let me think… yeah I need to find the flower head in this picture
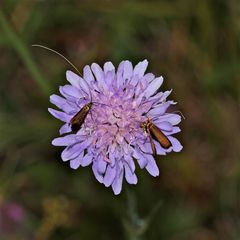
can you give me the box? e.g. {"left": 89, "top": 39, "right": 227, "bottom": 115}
{"left": 49, "top": 60, "right": 183, "bottom": 194}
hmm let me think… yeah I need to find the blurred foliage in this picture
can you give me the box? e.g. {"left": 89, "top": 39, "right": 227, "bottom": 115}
{"left": 0, "top": 0, "right": 239, "bottom": 239}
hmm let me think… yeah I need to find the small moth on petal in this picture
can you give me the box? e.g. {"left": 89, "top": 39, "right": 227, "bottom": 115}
{"left": 141, "top": 119, "right": 172, "bottom": 155}
{"left": 69, "top": 102, "right": 93, "bottom": 132}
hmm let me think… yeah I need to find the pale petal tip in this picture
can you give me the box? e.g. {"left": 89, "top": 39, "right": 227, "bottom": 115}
{"left": 91, "top": 62, "right": 98, "bottom": 69}
{"left": 70, "top": 162, "right": 79, "bottom": 170}
{"left": 152, "top": 170, "right": 160, "bottom": 177}
{"left": 175, "top": 144, "right": 183, "bottom": 152}
{"left": 48, "top": 108, "right": 53, "bottom": 113}
{"left": 51, "top": 139, "right": 57, "bottom": 145}
{"left": 113, "top": 188, "right": 121, "bottom": 195}
{"left": 143, "top": 59, "right": 148, "bottom": 64}
{"left": 66, "top": 70, "right": 73, "bottom": 79}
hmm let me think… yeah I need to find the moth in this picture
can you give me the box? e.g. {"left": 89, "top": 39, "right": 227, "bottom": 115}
{"left": 69, "top": 102, "right": 93, "bottom": 132}
{"left": 140, "top": 119, "right": 172, "bottom": 155}
{"left": 32, "top": 44, "right": 94, "bottom": 132}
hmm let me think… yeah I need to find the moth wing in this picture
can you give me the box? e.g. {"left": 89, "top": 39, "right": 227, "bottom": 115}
{"left": 70, "top": 104, "right": 91, "bottom": 131}
{"left": 150, "top": 124, "right": 172, "bottom": 149}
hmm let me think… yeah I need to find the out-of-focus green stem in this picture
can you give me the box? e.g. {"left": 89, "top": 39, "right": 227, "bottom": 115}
{"left": 123, "top": 188, "right": 162, "bottom": 240}
{"left": 123, "top": 188, "right": 142, "bottom": 240}
{"left": 0, "top": 10, "right": 51, "bottom": 95}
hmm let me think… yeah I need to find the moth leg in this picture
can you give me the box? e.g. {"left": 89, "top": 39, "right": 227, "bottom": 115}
{"left": 142, "top": 128, "right": 148, "bottom": 144}
{"left": 147, "top": 127, "right": 156, "bottom": 155}
{"left": 89, "top": 110, "right": 94, "bottom": 122}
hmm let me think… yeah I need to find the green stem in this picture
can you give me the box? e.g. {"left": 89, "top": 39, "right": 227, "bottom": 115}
{"left": 0, "top": 10, "right": 51, "bottom": 95}
{"left": 123, "top": 188, "right": 142, "bottom": 240}
{"left": 123, "top": 187, "right": 162, "bottom": 240}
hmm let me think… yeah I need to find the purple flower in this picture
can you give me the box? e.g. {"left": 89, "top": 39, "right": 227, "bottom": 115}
{"left": 49, "top": 60, "right": 183, "bottom": 195}
{"left": 0, "top": 201, "right": 26, "bottom": 234}
{"left": 5, "top": 203, "right": 25, "bottom": 222}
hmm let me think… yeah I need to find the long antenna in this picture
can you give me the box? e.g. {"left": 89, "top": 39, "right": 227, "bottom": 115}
{"left": 171, "top": 110, "right": 185, "bottom": 120}
{"left": 32, "top": 44, "right": 93, "bottom": 101}
{"left": 32, "top": 44, "right": 81, "bottom": 75}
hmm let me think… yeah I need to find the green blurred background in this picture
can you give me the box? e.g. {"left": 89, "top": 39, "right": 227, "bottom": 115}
{"left": 0, "top": 0, "right": 239, "bottom": 239}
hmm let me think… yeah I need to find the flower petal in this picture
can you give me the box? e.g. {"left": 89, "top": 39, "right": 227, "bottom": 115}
{"left": 123, "top": 60, "right": 133, "bottom": 82}
{"left": 61, "top": 144, "right": 82, "bottom": 162}
{"left": 109, "top": 151, "right": 116, "bottom": 167}
{"left": 66, "top": 70, "right": 82, "bottom": 88}
{"left": 81, "top": 154, "right": 93, "bottom": 167}
{"left": 52, "top": 134, "right": 76, "bottom": 146}
{"left": 154, "top": 141, "right": 167, "bottom": 155}
{"left": 59, "top": 86, "right": 77, "bottom": 102}
{"left": 133, "top": 59, "right": 148, "bottom": 77}
{"left": 156, "top": 113, "right": 181, "bottom": 125}
{"left": 104, "top": 61, "right": 115, "bottom": 74}
{"left": 92, "top": 162, "right": 103, "bottom": 183}
{"left": 129, "top": 75, "right": 139, "bottom": 87}
{"left": 48, "top": 108, "right": 71, "bottom": 122}
{"left": 70, "top": 71, "right": 92, "bottom": 96}
{"left": 112, "top": 164, "right": 124, "bottom": 195}
{"left": 83, "top": 65, "right": 95, "bottom": 83}
{"left": 50, "top": 94, "right": 66, "bottom": 108}
{"left": 148, "top": 102, "right": 170, "bottom": 117}
{"left": 103, "top": 165, "right": 116, "bottom": 187}
{"left": 124, "top": 163, "right": 137, "bottom": 184}
{"left": 105, "top": 70, "right": 115, "bottom": 87}
{"left": 168, "top": 136, "right": 183, "bottom": 152}
{"left": 167, "top": 126, "right": 181, "bottom": 135}
{"left": 159, "top": 90, "right": 172, "bottom": 102}
{"left": 116, "top": 61, "right": 124, "bottom": 88}
{"left": 124, "top": 156, "right": 135, "bottom": 172}
{"left": 133, "top": 149, "right": 148, "bottom": 169}
{"left": 138, "top": 142, "right": 152, "bottom": 154}
{"left": 60, "top": 85, "right": 83, "bottom": 99}
{"left": 144, "top": 76, "right": 163, "bottom": 98}
{"left": 50, "top": 94, "right": 76, "bottom": 113}
{"left": 59, "top": 123, "right": 71, "bottom": 135}
{"left": 61, "top": 138, "right": 91, "bottom": 161}
{"left": 145, "top": 154, "right": 159, "bottom": 177}
{"left": 91, "top": 63, "right": 104, "bottom": 83}
{"left": 97, "top": 158, "right": 107, "bottom": 174}
{"left": 143, "top": 73, "right": 155, "bottom": 83}
{"left": 70, "top": 152, "right": 84, "bottom": 169}
{"left": 156, "top": 121, "right": 173, "bottom": 131}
